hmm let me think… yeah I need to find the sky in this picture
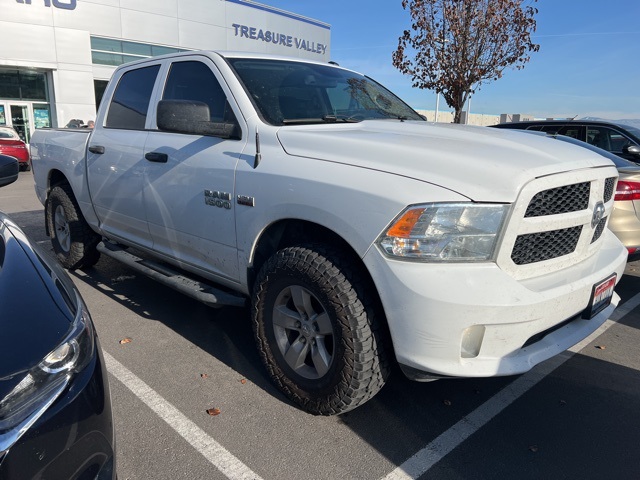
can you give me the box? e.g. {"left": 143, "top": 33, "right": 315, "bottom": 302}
{"left": 262, "top": 0, "right": 640, "bottom": 121}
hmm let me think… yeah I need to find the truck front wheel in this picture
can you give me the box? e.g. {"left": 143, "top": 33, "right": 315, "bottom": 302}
{"left": 46, "top": 184, "right": 100, "bottom": 269}
{"left": 252, "top": 245, "right": 389, "bottom": 415}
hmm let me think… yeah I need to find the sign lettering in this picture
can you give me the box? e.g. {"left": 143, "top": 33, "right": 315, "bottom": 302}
{"left": 232, "top": 23, "right": 327, "bottom": 55}
{"left": 16, "top": 0, "right": 77, "bottom": 10}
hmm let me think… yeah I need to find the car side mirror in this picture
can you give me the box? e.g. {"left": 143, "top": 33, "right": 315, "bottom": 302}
{"left": 623, "top": 144, "right": 640, "bottom": 156}
{"left": 0, "top": 154, "right": 19, "bottom": 188}
{"left": 157, "top": 100, "right": 239, "bottom": 139}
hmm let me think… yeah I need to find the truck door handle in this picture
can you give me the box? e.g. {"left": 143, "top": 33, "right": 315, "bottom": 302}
{"left": 88, "top": 145, "right": 105, "bottom": 154}
{"left": 145, "top": 152, "right": 168, "bottom": 163}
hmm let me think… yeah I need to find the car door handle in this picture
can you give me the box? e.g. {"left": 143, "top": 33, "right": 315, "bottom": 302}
{"left": 145, "top": 152, "right": 168, "bottom": 163}
{"left": 88, "top": 145, "right": 105, "bottom": 154}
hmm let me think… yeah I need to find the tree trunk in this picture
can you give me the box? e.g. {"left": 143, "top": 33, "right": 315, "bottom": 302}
{"left": 453, "top": 108, "right": 463, "bottom": 124}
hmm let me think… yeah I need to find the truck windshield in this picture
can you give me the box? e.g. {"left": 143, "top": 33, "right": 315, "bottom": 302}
{"left": 227, "top": 58, "right": 424, "bottom": 126}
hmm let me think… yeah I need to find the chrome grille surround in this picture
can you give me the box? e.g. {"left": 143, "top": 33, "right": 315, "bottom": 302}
{"left": 496, "top": 166, "right": 619, "bottom": 280}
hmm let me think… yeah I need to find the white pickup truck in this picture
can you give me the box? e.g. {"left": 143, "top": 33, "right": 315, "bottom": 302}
{"left": 31, "top": 51, "right": 628, "bottom": 415}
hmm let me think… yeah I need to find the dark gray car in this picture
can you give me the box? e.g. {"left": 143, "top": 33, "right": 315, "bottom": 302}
{"left": 491, "top": 120, "right": 640, "bottom": 163}
{"left": 0, "top": 155, "right": 115, "bottom": 479}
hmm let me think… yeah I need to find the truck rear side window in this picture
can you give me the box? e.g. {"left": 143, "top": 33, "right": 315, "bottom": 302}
{"left": 106, "top": 65, "right": 160, "bottom": 130}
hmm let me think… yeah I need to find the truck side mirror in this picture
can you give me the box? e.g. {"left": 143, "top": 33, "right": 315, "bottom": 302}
{"left": 157, "top": 100, "right": 239, "bottom": 139}
{"left": 0, "top": 154, "right": 19, "bottom": 188}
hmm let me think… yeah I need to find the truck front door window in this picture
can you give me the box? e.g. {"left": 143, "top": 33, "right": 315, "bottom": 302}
{"left": 162, "top": 61, "right": 233, "bottom": 123}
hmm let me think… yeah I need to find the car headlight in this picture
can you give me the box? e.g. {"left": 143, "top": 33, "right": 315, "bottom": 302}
{"left": 0, "top": 294, "right": 95, "bottom": 452}
{"left": 377, "top": 203, "right": 509, "bottom": 262}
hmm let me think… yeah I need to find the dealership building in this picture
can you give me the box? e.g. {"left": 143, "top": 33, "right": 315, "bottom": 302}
{"left": 0, "top": 0, "right": 330, "bottom": 142}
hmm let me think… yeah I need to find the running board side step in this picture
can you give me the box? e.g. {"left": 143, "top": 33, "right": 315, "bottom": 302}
{"left": 96, "top": 241, "right": 247, "bottom": 308}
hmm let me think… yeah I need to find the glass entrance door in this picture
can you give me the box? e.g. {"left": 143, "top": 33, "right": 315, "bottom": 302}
{"left": 10, "top": 105, "right": 30, "bottom": 144}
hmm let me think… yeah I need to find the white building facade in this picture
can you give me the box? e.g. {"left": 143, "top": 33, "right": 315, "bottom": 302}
{"left": 0, "top": 0, "right": 331, "bottom": 142}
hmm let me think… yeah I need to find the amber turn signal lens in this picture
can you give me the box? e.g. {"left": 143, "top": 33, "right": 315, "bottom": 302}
{"left": 386, "top": 208, "right": 425, "bottom": 238}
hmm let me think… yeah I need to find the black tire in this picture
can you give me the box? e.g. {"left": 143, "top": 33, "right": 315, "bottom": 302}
{"left": 252, "top": 244, "right": 389, "bottom": 415}
{"left": 46, "top": 184, "right": 100, "bottom": 269}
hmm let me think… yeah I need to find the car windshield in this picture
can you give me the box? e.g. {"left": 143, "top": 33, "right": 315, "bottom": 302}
{"left": 0, "top": 128, "right": 19, "bottom": 140}
{"left": 227, "top": 58, "right": 424, "bottom": 126}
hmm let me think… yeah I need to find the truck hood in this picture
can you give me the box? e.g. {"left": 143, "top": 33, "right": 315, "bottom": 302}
{"left": 276, "top": 121, "right": 615, "bottom": 202}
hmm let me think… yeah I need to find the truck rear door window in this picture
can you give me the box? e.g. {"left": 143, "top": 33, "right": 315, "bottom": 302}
{"left": 106, "top": 65, "right": 160, "bottom": 130}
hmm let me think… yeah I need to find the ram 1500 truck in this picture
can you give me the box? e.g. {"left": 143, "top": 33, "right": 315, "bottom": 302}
{"left": 30, "top": 51, "right": 628, "bottom": 415}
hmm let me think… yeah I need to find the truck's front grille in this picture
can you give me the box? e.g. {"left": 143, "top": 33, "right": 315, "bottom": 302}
{"left": 524, "top": 182, "right": 590, "bottom": 217}
{"left": 511, "top": 226, "right": 582, "bottom": 265}
{"left": 498, "top": 166, "right": 618, "bottom": 279}
{"left": 604, "top": 177, "right": 616, "bottom": 202}
{"left": 591, "top": 217, "right": 607, "bottom": 243}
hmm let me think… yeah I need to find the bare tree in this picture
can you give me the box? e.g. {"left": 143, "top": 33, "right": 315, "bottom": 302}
{"left": 393, "top": 0, "right": 539, "bottom": 123}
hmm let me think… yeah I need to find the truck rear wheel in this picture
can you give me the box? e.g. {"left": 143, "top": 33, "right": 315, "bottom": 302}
{"left": 46, "top": 184, "right": 100, "bottom": 269}
{"left": 252, "top": 244, "right": 389, "bottom": 415}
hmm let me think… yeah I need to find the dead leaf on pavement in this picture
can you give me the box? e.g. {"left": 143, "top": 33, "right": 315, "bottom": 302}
{"left": 529, "top": 445, "right": 539, "bottom": 452}
{"left": 119, "top": 337, "right": 132, "bottom": 345}
{"left": 200, "top": 373, "right": 209, "bottom": 379}
{"left": 595, "top": 345, "right": 606, "bottom": 350}
{"left": 443, "top": 399, "right": 452, "bottom": 406}
{"left": 206, "top": 407, "right": 221, "bottom": 416}
{"left": 240, "top": 378, "right": 247, "bottom": 384}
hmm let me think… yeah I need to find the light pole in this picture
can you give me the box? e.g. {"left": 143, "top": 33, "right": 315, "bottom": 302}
{"left": 466, "top": 95, "right": 471, "bottom": 124}
{"left": 433, "top": 33, "right": 449, "bottom": 124}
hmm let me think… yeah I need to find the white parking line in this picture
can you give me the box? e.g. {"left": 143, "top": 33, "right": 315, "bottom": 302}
{"left": 104, "top": 352, "right": 264, "bottom": 480}
{"left": 382, "top": 292, "right": 640, "bottom": 480}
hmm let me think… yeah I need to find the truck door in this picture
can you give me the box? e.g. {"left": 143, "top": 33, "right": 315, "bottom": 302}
{"left": 87, "top": 64, "right": 161, "bottom": 248}
{"left": 142, "top": 57, "right": 247, "bottom": 282}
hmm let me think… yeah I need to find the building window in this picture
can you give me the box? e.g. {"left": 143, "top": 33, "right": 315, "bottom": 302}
{"left": 33, "top": 104, "right": 52, "bottom": 129}
{"left": 94, "top": 80, "right": 108, "bottom": 110}
{"left": 91, "top": 37, "right": 189, "bottom": 67}
{"left": 0, "top": 69, "right": 48, "bottom": 101}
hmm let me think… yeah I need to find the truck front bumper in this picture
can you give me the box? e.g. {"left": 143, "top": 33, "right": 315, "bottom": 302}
{"left": 363, "top": 230, "right": 628, "bottom": 379}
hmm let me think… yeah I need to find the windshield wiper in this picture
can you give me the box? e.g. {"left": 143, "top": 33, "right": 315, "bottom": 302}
{"left": 281, "top": 115, "right": 362, "bottom": 125}
{"left": 281, "top": 118, "right": 329, "bottom": 125}
{"left": 322, "top": 115, "right": 362, "bottom": 123}
{"left": 377, "top": 111, "right": 408, "bottom": 121}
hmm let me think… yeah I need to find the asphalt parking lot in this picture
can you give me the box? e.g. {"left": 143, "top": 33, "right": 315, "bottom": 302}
{"left": 3, "top": 171, "right": 640, "bottom": 480}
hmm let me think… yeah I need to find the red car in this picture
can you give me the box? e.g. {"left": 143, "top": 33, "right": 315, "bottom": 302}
{"left": 0, "top": 126, "right": 30, "bottom": 171}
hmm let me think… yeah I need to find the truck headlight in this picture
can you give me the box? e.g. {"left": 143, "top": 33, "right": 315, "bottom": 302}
{"left": 377, "top": 203, "right": 509, "bottom": 261}
{"left": 0, "top": 295, "right": 95, "bottom": 451}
